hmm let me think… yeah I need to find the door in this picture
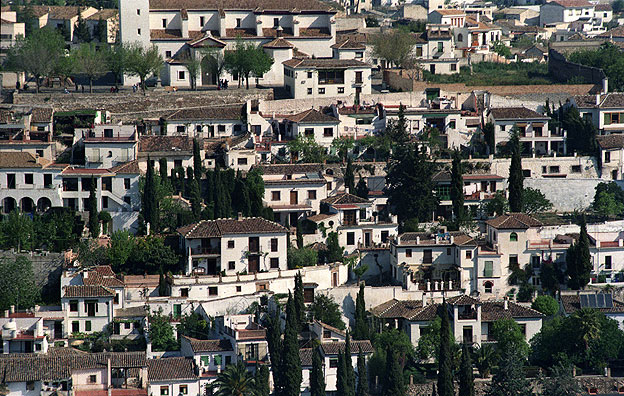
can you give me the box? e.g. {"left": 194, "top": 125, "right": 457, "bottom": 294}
{"left": 364, "top": 231, "right": 372, "bottom": 247}
{"left": 54, "top": 321, "right": 63, "bottom": 339}
{"left": 290, "top": 191, "right": 298, "bottom": 205}
{"left": 207, "top": 258, "right": 218, "bottom": 275}
{"left": 344, "top": 210, "right": 356, "bottom": 225}
{"left": 249, "top": 237, "right": 259, "bottom": 253}
{"left": 463, "top": 326, "right": 473, "bottom": 344}
{"left": 248, "top": 255, "right": 260, "bottom": 273}
{"left": 429, "top": 64, "right": 436, "bottom": 74}
{"left": 201, "top": 55, "right": 218, "bottom": 86}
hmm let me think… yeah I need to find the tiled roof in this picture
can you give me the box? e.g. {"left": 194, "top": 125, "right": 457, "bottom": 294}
{"left": 597, "top": 26, "right": 624, "bottom": 38}
{"left": 597, "top": 134, "right": 624, "bottom": 150}
{"left": 178, "top": 217, "right": 287, "bottom": 238}
{"left": 29, "top": 5, "right": 82, "bottom": 19}
{"left": 322, "top": 193, "right": 369, "bottom": 205}
{"left": 115, "top": 306, "right": 148, "bottom": 318}
{"left": 86, "top": 8, "right": 118, "bottom": 20}
{"left": 397, "top": 231, "right": 476, "bottom": 246}
{"left": 488, "top": 107, "right": 548, "bottom": 120}
{"left": 320, "top": 340, "right": 374, "bottom": 355}
{"left": 31, "top": 107, "right": 54, "bottom": 123}
{"left": 183, "top": 336, "right": 233, "bottom": 352}
{"left": 486, "top": 213, "right": 542, "bottom": 229}
{"left": 370, "top": 299, "right": 425, "bottom": 320}
{"left": 595, "top": 3, "right": 612, "bottom": 11}
{"left": 574, "top": 93, "right": 624, "bottom": 108}
{"left": 283, "top": 58, "right": 369, "bottom": 69}
{"left": 560, "top": 294, "right": 624, "bottom": 314}
{"left": 148, "top": 0, "right": 335, "bottom": 11}
{"left": 299, "top": 27, "right": 331, "bottom": 37}
{"left": 164, "top": 105, "right": 244, "bottom": 121}
{"left": 300, "top": 348, "right": 314, "bottom": 366}
{"left": 548, "top": 0, "right": 592, "bottom": 7}
{"left": 263, "top": 38, "right": 295, "bottom": 49}
{"left": 139, "top": 136, "right": 193, "bottom": 153}
{"left": 481, "top": 301, "right": 544, "bottom": 321}
{"left": 82, "top": 266, "right": 125, "bottom": 288}
{"left": 447, "top": 295, "right": 480, "bottom": 305}
{"left": 258, "top": 163, "right": 324, "bottom": 175}
{"left": 148, "top": 357, "right": 197, "bottom": 381}
{"left": 434, "top": 9, "right": 466, "bottom": 15}
{"left": 110, "top": 160, "right": 141, "bottom": 174}
{"left": 151, "top": 29, "right": 184, "bottom": 39}
{"left": 314, "top": 320, "right": 346, "bottom": 336}
{"left": 331, "top": 38, "right": 366, "bottom": 50}
{"left": 285, "top": 108, "right": 339, "bottom": 124}
{"left": 0, "top": 152, "right": 42, "bottom": 169}
{"left": 63, "top": 285, "right": 115, "bottom": 298}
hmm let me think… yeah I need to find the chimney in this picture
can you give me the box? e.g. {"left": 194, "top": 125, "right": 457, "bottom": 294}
{"left": 503, "top": 298, "right": 508, "bottom": 310}
{"left": 603, "top": 78, "right": 608, "bottom": 94}
{"left": 3, "top": 310, "right": 8, "bottom": 317}
{"left": 422, "top": 293, "right": 427, "bottom": 306}
{"left": 596, "top": 93, "right": 601, "bottom": 106}
{"left": 83, "top": 271, "right": 89, "bottom": 279}
{"left": 619, "top": 239, "right": 623, "bottom": 247}
{"left": 238, "top": 212, "right": 243, "bottom": 220}
{"left": 9, "top": 305, "right": 15, "bottom": 314}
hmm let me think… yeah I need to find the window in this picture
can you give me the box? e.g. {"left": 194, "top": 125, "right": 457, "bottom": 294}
{"left": 466, "top": 250, "right": 472, "bottom": 259}
{"left": 416, "top": 46, "right": 423, "bottom": 56}
{"left": 160, "top": 386, "right": 169, "bottom": 396}
{"left": 236, "top": 286, "right": 242, "bottom": 292}
{"left": 338, "top": 87, "right": 344, "bottom": 94}
{"left": 124, "top": 196, "right": 131, "bottom": 205}
{"left": 500, "top": 125, "right": 506, "bottom": 132}
{"left": 274, "top": 17, "right": 280, "bottom": 27}
{"left": 510, "top": 232, "right": 518, "bottom": 242}
{"left": 271, "top": 191, "right": 280, "bottom": 201}
{"left": 70, "top": 300, "right": 78, "bottom": 312}
{"left": 271, "top": 238, "right": 279, "bottom": 252}
{"left": 237, "top": 158, "right": 248, "bottom": 165}
{"left": 484, "top": 261, "right": 493, "bottom": 277}
{"left": 509, "top": 255, "right": 518, "bottom": 268}
{"left": 72, "top": 321, "right": 79, "bottom": 333}
{"left": 606, "top": 255, "right": 612, "bottom": 270}
{"left": 381, "top": 231, "right": 389, "bottom": 243}
{"left": 327, "top": 182, "right": 332, "bottom": 191}
{"left": 178, "top": 70, "right": 185, "bottom": 80}
{"left": 356, "top": 51, "right": 363, "bottom": 58}
{"left": 330, "top": 358, "right": 339, "bottom": 368}
{"left": 25, "top": 173, "right": 33, "bottom": 184}
{"left": 605, "top": 152, "right": 611, "bottom": 163}
{"left": 323, "top": 330, "right": 331, "bottom": 338}
{"left": 307, "top": 88, "right": 313, "bottom": 95}
{"left": 179, "top": 385, "right": 188, "bottom": 395}
{"left": 523, "top": 169, "right": 531, "bottom": 177}
{"left": 347, "top": 232, "right": 355, "bottom": 245}
{"left": 124, "top": 322, "right": 131, "bottom": 329}
{"left": 200, "top": 16, "right": 205, "bottom": 26}
{"left": 44, "top": 174, "right": 52, "bottom": 187}
{"left": 304, "top": 128, "right": 314, "bottom": 137}
{"left": 218, "top": 125, "right": 226, "bottom": 133}
{"left": 549, "top": 166, "right": 560, "bottom": 174}
{"left": 26, "top": 381, "right": 35, "bottom": 390}
{"left": 102, "top": 196, "right": 109, "bottom": 209}
{"left": 36, "top": 149, "right": 44, "bottom": 157}
{"left": 209, "top": 287, "right": 218, "bottom": 296}
{"left": 318, "top": 70, "right": 344, "bottom": 84}
{"left": 228, "top": 240, "right": 235, "bottom": 249}
{"left": 136, "top": 9, "right": 141, "bottom": 15}
{"left": 355, "top": 71, "right": 363, "bottom": 84}
{"left": 423, "top": 249, "right": 432, "bottom": 264}
{"left": 176, "top": 125, "right": 186, "bottom": 133}
{"left": 236, "top": 18, "right": 241, "bottom": 27}
{"left": 137, "top": 28, "right": 141, "bottom": 35}
{"left": 162, "top": 19, "right": 167, "bottom": 28}
{"left": 165, "top": 50, "right": 172, "bottom": 58}
{"left": 308, "top": 190, "right": 317, "bottom": 200}
{"left": 406, "top": 249, "right": 412, "bottom": 258}
{"left": 124, "top": 178, "right": 131, "bottom": 189}
{"left": 324, "top": 128, "right": 333, "bottom": 137}
{"left": 484, "top": 281, "right": 493, "bottom": 293}
{"left": 228, "top": 261, "right": 235, "bottom": 270}
{"left": 318, "top": 88, "right": 325, "bottom": 95}
{"left": 449, "top": 120, "right": 456, "bottom": 129}
{"left": 307, "top": 71, "right": 313, "bottom": 78}
{"left": 181, "top": 288, "right": 189, "bottom": 297}
{"left": 85, "top": 321, "right": 92, "bottom": 331}
{"left": 270, "top": 258, "right": 279, "bottom": 268}
{"left": 437, "top": 41, "right": 444, "bottom": 52}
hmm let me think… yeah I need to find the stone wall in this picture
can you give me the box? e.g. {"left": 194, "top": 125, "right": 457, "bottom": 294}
{"left": 548, "top": 49, "right": 606, "bottom": 85}
{"left": 524, "top": 178, "right": 603, "bottom": 212}
{"left": 0, "top": 251, "right": 64, "bottom": 303}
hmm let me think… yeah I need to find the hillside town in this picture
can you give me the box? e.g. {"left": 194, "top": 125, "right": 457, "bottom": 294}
{"left": 4, "top": 0, "right": 624, "bottom": 395}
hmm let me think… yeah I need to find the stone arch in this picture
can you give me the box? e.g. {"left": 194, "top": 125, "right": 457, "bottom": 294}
{"left": 457, "top": 33, "right": 463, "bottom": 43}
{"left": 2, "top": 197, "right": 16, "bottom": 214}
{"left": 20, "top": 197, "right": 35, "bottom": 213}
{"left": 37, "top": 197, "right": 52, "bottom": 212}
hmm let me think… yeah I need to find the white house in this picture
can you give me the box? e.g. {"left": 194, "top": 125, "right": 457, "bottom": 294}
{"left": 283, "top": 109, "right": 341, "bottom": 147}
{"left": 596, "top": 134, "right": 624, "bottom": 180}
{"left": 0, "top": 316, "right": 48, "bottom": 354}
{"left": 61, "top": 285, "right": 115, "bottom": 338}
{"left": 147, "top": 357, "right": 200, "bottom": 396}
{"left": 540, "top": 0, "right": 594, "bottom": 26}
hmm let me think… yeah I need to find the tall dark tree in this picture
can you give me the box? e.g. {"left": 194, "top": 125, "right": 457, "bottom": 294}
{"left": 294, "top": 272, "right": 306, "bottom": 331}
{"left": 266, "top": 309, "right": 282, "bottom": 370}
{"left": 483, "top": 122, "right": 495, "bottom": 155}
{"left": 508, "top": 129, "right": 524, "bottom": 213}
{"left": 232, "top": 171, "right": 251, "bottom": 216}
{"left": 142, "top": 156, "right": 158, "bottom": 232}
{"left": 386, "top": 143, "right": 438, "bottom": 223}
{"left": 566, "top": 217, "right": 592, "bottom": 290}
{"left": 383, "top": 346, "right": 405, "bottom": 396}
{"left": 345, "top": 331, "right": 355, "bottom": 396}
{"left": 311, "top": 348, "right": 326, "bottom": 396}
{"left": 450, "top": 150, "right": 465, "bottom": 222}
{"left": 486, "top": 348, "right": 530, "bottom": 396}
{"left": 277, "top": 293, "right": 302, "bottom": 396}
{"left": 355, "top": 176, "right": 369, "bottom": 199}
{"left": 74, "top": 7, "right": 91, "bottom": 43}
{"left": 345, "top": 157, "right": 356, "bottom": 193}
{"left": 459, "top": 343, "right": 474, "bottom": 396}
{"left": 353, "top": 283, "right": 369, "bottom": 340}
{"left": 158, "top": 158, "right": 168, "bottom": 183}
{"left": 255, "top": 364, "right": 270, "bottom": 396}
{"left": 437, "top": 303, "right": 454, "bottom": 396}
{"left": 190, "top": 178, "right": 201, "bottom": 220}
{"left": 87, "top": 177, "right": 99, "bottom": 238}
{"left": 193, "top": 138, "right": 203, "bottom": 181}
{"left": 95, "top": 18, "right": 108, "bottom": 43}
{"left": 387, "top": 104, "right": 410, "bottom": 145}
{"left": 356, "top": 348, "right": 369, "bottom": 396}
{"left": 337, "top": 351, "right": 349, "bottom": 396}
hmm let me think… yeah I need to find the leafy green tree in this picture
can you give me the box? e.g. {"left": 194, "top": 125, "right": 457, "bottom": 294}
{"left": 0, "top": 256, "right": 39, "bottom": 311}
{"left": 593, "top": 190, "right": 624, "bottom": 219}
{"left": 486, "top": 347, "right": 530, "bottom": 396}
{"left": 540, "top": 362, "right": 583, "bottom": 396}
{"left": 356, "top": 177, "right": 369, "bottom": 199}
{"left": 459, "top": 343, "right": 475, "bottom": 396}
{"left": 474, "top": 344, "right": 496, "bottom": 378}
{"left": 107, "top": 230, "right": 135, "bottom": 270}
{"left": 614, "top": 0, "right": 624, "bottom": 12}
{"left": 332, "top": 137, "right": 355, "bottom": 162}
{"left": 491, "top": 41, "right": 512, "bottom": 58}
{"left": 523, "top": 187, "right": 553, "bottom": 214}
{"left": 437, "top": 303, "right": 454, "bottom": 396}
{"left": 532, "top": 295, "right": 559, "bottom": 316}
{"left": 294, "top": 272, "right": 306, "bottom": 331}
{"left": 287, "top": 136, "right": 327, "bottom": 163}
{"left": 492, "top": 319, "right": 529, "bottom": 358}
{"left": 142, "top": 156, "right": 158, "bottom": 233}
{"left": 508, "top": 129, "right": 524, "bottom": 212}
{"left": 127, "top": 44, "right": 163, "bottom": 93}
{"left": 277, "top": 293, "right": 302, "bottom": 396}
{"left": 287, "top": 247, "right": 318, "bottom": 269}
{"left": 126, "top": 236, "right": 178, "bottom": 274}
{"left": 255, "top": 364, "right": 270, "bottom": 396}
{"left": 485, "top": 191, "right": 509, "bottom": 216}
{"left": 371, "top": 30, "right": 416, "bottom": 68}
{"left": 6, "top": 27, "right": 65, "bottom": 93}
{"left": 345, "top": 157, "right": 355, "bottom": 193}
{"left": 0, "top": 210, "right": 33, "bottom": 252}
{"left": 223, "top": 39, "right": 273, "bottom": 89}
{"left": 74, "top": 8, "right": 91, "bottom": 43}
{"left": 310, "top": 294, "right": 345, "bottom": 330}
{"left": 353, "top": 283, "right": 369, "bottom": 340}
{"left": 87, "top": 177, "right": 99, "bottom": 238}
{"left": 383, "top": 346, "right": 405, "bottom": 396}
{"left": 450, "top": 150, "right": 465, "bottom": 223}
{"left": 566, "top": 218, "right": 592, "bottom": 290}
{"left": 105, "top": 43, "right": 131, "bottom": 89}
{"left": 148, "top": 310, "right": 178, "bottom": 351}
{"left": 186, "top": 55, "right": 202, "bottom": 91}
{"left": 311, "top": 348, "right": 326, "bottom": 396}
{"left": 211, "top": 362, "right": 256, "bottom": 396}
{"left": 386, "top": 143, "right": 438, "bottom": 224}
{"left": 95, "top": 18, "right": 108, "bottom": 43}
{"left": 324, "top": 232, "right": 344, "bottom": 263}
{"left": 177, "top": 312, "right": 210, "bottom": 339}
{"left": 357, "top": 347, "right": 369, "bottom": 396}
{"left": 53, "top": 55, "right": 75, "bottom": 88}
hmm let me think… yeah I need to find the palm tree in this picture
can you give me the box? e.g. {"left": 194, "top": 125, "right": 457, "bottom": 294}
{"left": 573, "top": 308, "right": 602, "bottom": 351}
{"left": 473, "top": 344, "right": 496, "bottom": 379}
{"left": 211, "top": 362, "right": 256, "bottom": 396}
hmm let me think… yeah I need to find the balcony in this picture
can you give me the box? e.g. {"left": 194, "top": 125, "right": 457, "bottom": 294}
{"left": 457, "top": 309, "right": 477, "bottom": 320}
{"left": 191, "top": 246, "right": 221, "bottom": 256}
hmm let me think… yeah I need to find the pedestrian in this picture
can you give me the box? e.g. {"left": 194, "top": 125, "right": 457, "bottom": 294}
{"left": 132, "top": 84, "right": 137, "bottom": 93}
{"left": 81, "top": 85, "right": 84, "bottom": 93}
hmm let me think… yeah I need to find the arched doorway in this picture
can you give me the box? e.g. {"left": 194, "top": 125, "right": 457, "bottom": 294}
{"left": 37, "top": 197, "right": 52, "bottom": 212}
{"left": 201, "top": 55, "right": 218, "bottom": 86}
{"left": 20, "top": 197, "right": 35, "bottom": 213}
{"left": 2, "top": 197, "right": 16, "bottom": 214}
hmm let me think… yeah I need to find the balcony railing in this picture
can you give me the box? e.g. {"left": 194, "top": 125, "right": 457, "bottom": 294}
{"left": 191, "top": 246, "right": 221, "bottom": 255}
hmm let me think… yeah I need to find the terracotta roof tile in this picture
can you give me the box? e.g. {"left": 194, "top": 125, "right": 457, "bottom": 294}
{"left": 110, "top": 160, "right": 141, "bottom": 174}
{"left": 485, "top": 213, "right": 542, "bottom": 229}
{"left": 320, "top": 340, "right": 374, "bottom": 355}
{"left": 575, "top": 93, "right": 624, "bottom": 108}
{"left": 488, "top": 107, "right": 548, "bottom": 120}
{"left": 63, "top": 285, "right": 115, "bottom": 298}
{"left": 150, "top": 29, "right": 184, "bottom": 40}
{"left": 258, "top": 163, "right": 325, "bottom": 175}
{"left": 164, "top": 105, "right": 244, "bottom": 121}
{"left": 481, "top": 301, "right": 544, "bottom": 321}
{"left": 178, "top": 217, "right": 287, "bottom": 238}
{"left": 597, "top": 134, "right": 624, "bottom": 149}
{"left": 139, "top": 136, "right": 193, "bottom": 153}
{"left": 560, "top": 294, "right": 624, "bottom": 314}
{"left": 148, "top": 357, "right": 197, "bottom": 381}
{"left": 86, "top": 9, "right": 118, "bottom": 20}
{"left": 148, "top": 0, "right": 335, "bottom": 11}
{"left": 548, "top": 0, "right": 592, "bottom": 7}
{"left": 263, "top": 38, "right": 295, "bottom": 49}
{"left": 0, "top": 152, "right": 41, "bottom": 169}
{"left": 31, "top": 107, "right": 54, "bottom": 123}
{"left": 183, "top": 336, "right": 233, "bottom": 352}
{"left": 283, "top": 58, "right": 370, "bottom": 69}
{"left": 300, "top": 348, "right": 314, "bottom": 366}
{"left": 322, "top": 192, "right": 369, "bottom": 205}
{"left": 285, "top": 109, "right": 339, "bottom": 124}
{"left": 331, "top": 38, "right": 366, "bottom": 50}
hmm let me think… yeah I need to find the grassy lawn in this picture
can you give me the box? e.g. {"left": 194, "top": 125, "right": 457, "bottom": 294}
{"left": 423, "top": 62, "right": 557, "bottom": 86}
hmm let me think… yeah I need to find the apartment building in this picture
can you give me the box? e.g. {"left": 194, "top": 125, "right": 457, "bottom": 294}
{"left": 177, "top": 216, "right": 288, "bottom": 276}
{"left": 0, "top": 9, "right": 25, "bottom": 51}
{"left": 147, "top": 358, "right": 200, "bottom": 396}
{"left": 79, "top": 124, "right": 138, "bottom": 169}
{"left": 180, "top": 336, "right": 235, "bottom": 380}
{"left": 138, "top": 135, "right": 193, "bottom": 175}
{"left": 416, "top": 25, "right": 461, "bottom": 75}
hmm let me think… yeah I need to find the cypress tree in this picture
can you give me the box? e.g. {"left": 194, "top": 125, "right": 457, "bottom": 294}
{"left": 232, "top": 171, "right": 251, "bottom": 216}
{"left": 567, "top": 216, "right": 592, "bottom": 290}
{"left": 508, "top": 129, "right": 524, "bottom": 213}
{"left": 336, "top": 350, "right": 348, "bottom": 396}
{"left": 353, "top": 283, "right": 369, "bottom": 340}
{"left": 278, "top": 293, "right": 302, "bottom": 396}
{"left": 213, "top": 169, "right": 225, "bottom": 218}
{"left": 185, "top": 166, "right": 193, "bottom": 197}
{"left": 345, "top": 331, "right": 355, "bottom": 396}
{"left": 74, "top": 7, "right": 91, "bottom": 42}
{"left": 384, "top": 347, "right": 405, "bottom": 396}
{"left": 87, "top": 176, "right": 99, "bottom": 238}
{"left": 486, "top": 348, "right": 529, "bottom": 396}
{"left": 356, "top": 347, "right": 369, "bottom": 396}
{"left": 437, "top": 303, "right": 454, "bottom": 396}
{"left": 142, "top": 156, "right": 157, "bottom": 232}
{"left": 450, "top": 150, "right": 465, "bottom": 223}
{"left": 158, "top": 158, "right": 168, "bottom": 184}
{"left": 345, "top": 157, "right": 355, "bottom": 193}
{"left": 193, "top": 138, "right": 202, "bottom": 181}
{"left": 255, "top": 364, "right": 270, "bottom": 396}
{"left": 355, "top": 176, "right": 369, "bottom": 199}
{"left": 158, "top": 267, "right": 167, "bottom": 296}
{"left": 294, "top": 272, "right": 306, "bottom": 331}
{"left": 459, "top": 343, "right": 474, "bottom": 396}
{"left": 204, "top": 170, "right": 215, "bottom": 219}
{"left": 266, "top": 309, "right": 282, "bottom": 372}
{"left": 311, "top": 347, "right": 326, "bottom": 396}
{"left": 190, "top": 178, "right": 201, "bottom": 220}
{"left": 175, "top": 167, "right": 186, "bottom": 195}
